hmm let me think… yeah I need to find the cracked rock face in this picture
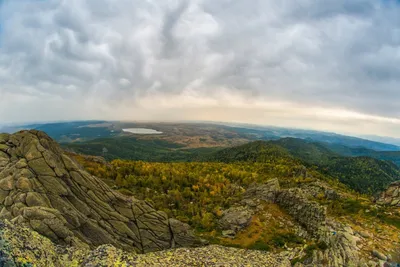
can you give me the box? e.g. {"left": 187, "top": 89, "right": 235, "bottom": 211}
{"left": 0, "top": 130, "right": 201, "bottom": 253}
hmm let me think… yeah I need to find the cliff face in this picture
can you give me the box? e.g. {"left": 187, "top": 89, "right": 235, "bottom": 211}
{"left": 0, "top": 130, "right": 200, "bottom": 253}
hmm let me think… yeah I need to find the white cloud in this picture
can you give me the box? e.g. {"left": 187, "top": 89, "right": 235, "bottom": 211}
{"left": 1, "top": 0, "right": 400, "bottom": 137}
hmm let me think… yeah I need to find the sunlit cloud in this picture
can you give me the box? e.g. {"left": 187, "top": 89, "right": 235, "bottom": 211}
{"left": 1, "top": 0, "right": 400, "bottom": 137}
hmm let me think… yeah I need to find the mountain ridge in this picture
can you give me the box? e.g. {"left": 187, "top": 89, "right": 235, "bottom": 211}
{"left": 209, "top": 138, "right": 400, "bottom": 194}
{"left": 3, "top": 121, "right": 399, "bottom": 152}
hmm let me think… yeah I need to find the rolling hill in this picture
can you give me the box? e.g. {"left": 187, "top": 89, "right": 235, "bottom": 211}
{"left": 210, "top": 139, "right": 400, "bottom": 194}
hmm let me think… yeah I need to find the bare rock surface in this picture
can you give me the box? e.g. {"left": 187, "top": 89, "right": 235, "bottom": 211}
{"left": 244, "top": 178, "right": 280, "bottom": 202}
{"left": 244, "top": 179, "right": 372, "bottom": 267}
{"left": 0, "top": 220, "right": 291, "bottom": 267}
{"left": 244, "top": 178, "right": 326, "bottom": 237}
{"left": 218, "top": 206, "right": 254, "bottom": 234}
{"left": 275, "top": 188, "right": 327, "bottom": 237}
{"left": 0, "top": 130, "right": 201, "bottom": 253}
{"left": 377, "top": 181, "right": 400, "bottom": 206}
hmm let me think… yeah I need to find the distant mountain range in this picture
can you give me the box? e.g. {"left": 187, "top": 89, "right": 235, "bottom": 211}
{"left": 359, "top": 135, "right": 400, "bottom": 147}
{"left": 1, "top": 120, "right": 399, "bottom": 150}
{"left": 2, "top": 121, "right": 400, "bottom": 190}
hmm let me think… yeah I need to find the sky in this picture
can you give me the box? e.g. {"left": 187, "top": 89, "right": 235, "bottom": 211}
{"left": 1, "top": 0, "right": 400, "bottom": 137}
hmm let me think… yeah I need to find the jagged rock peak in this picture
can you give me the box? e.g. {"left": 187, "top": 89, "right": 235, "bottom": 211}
{"left": 0, "top": 130, "right": 201, "bottom": 252}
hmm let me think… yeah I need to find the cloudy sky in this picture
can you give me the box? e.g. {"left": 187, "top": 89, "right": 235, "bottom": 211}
{"left": 1, "top": 0, "right": 400, "bottom": 137}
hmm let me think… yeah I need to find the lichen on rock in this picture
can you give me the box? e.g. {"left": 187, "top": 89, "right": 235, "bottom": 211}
{"left": 0, "top": 130, "right": 201, "bottom": 253}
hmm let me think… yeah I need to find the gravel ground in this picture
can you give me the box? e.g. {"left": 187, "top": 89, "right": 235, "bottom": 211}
{"left": 131, "top": 245, "right": 291, "bottom": 267}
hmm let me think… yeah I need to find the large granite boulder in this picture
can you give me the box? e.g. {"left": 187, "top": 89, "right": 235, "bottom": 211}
{"left": 218, "top": 206, "right": 254, "bottom": 234}
{"left": 0, "top": 130, "right": 201, "bottom": 253}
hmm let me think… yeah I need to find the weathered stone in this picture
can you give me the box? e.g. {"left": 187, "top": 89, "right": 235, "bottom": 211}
{"left": 87, "top": 190, "right": 114, "bottom": 212}
{"left": 37, "top": 143, "right": 46, "bottom": 152}
{"left": 28, "top": 158, "right": 55, "bottom": 176}
{"left": 244, "top": 178, "right": 280, "bottom": 202}
{"left": 15, "top": 159, "right": 28, "bottom": 169}
{"left": 11, "top": 202, "right": 27, "bottom": 216}
{"left": 46, "top": 218, "right": 74, "bottom": 239}
{"left": 0, "top": 130, "right": 201, "bottom": 253}
{"left": 0, "top": 220, "right": 292, "bottom": 267}
{"left": 0, "top": 151, "right": 9, "bottom": 159}
{"left": 25, "top": 143, "right": 43, "bottom": 161}
{"left": 4, "top": 196, "right": 13, "bottom": 206}
{"left": 26, "top": 192, "right": 49, "bottom": 207}
{"left": 377, "top": 181, "right": 400, "bottom": 206}
{"left": 22, "top": 206, "right": 61, "bottom": 220}
{"left": 70, "top": 171, "right": 92, "bottom": 189}
{"left": 30, "top": 219, "right": 60, "bottom": 241}
{"left": 114, "top": 205, "right": 135, "bottom": 219}
{"left": 10, "top": 214, "right": 25, "bottom": 224}
{"left": 54, "top": 167, "right": 68, "bottom": 177}
{"left": 372, "top": 250, "right": 387, "bottom": 261}
{"left": 62, "top": 154, "right": 80, "bottom": 171}
{"left": 80, "top": 220, "right": 117, "bottom": 247}
{"left": 0, "top": 188, "right": 9, "bottom": 203}
{"left": 43, "top": 150, "right": 59, "bottom": 169}
{"left": 37, "top": 175, "right": 69, "bottom": 196}
{"left": 0, "top": 144, "right": 8, "bottom": 152}
{"left": 67, "top": 195, "right": 92, "bottom": 216}
{"left": 108, "top": 220, "right": 137, "bottom": 239}
{"left": 222, "top": 230, "right": 236, "bottom": 238}
{"left": 275, "top": 188, "right": 326, "bottom": 236}
{"left": 19, "top": 168, "right": 35, "bottom": 178}
{"left": 0, "top": 176, "right": 14, "bottom": 191}
{"left": 169, "top": 218, "right": 202, "bottom": 248}
{"left": 16, "top": 177, "right": 32, "bottom": 192}
{"left": 218, "top": 206, "right": 254, "bottom": 233}
{"left": 14, "top": 192, "right": 27, "bottom": 203}
{"left": 0, "top": 158, "right": 9, "bottom": 168}
{"left": 0, "top": 207, "right": 12, "bottom": 220}
{"left": 108, "top": 211, "right": 129, "bottom": 223}
{"left": 0, "top": 133, "right": 9, "bottom": 144}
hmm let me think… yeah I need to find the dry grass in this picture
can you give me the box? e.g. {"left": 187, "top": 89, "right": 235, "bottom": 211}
{"left": 214, "top": 203, "right": 304, "bottom": 251}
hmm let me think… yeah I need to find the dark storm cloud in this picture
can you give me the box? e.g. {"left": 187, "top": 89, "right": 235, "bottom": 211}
{"left": 0, "top": 0, "right": 400, "bottom": 135}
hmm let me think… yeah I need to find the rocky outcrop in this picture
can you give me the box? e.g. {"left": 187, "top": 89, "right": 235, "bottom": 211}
{"left": 0, "top": 130, "right": 200, "bottom": 253}
{"left": 244, "top": 179, "right": 327, "bottom": 237}
{"left": 244, "top": 178, "right": 280, "bottom": 202}
{"left": 275, "top": 189, "right": 327, "bottom": 237}
{"left": 298, "top": 181, "right": 341, "bottom": 201}
{"left": 304, "top": 223, "right": 361, "bottom": 266}
{"left": 218, "top": 206, "right": 254, "bottom": 234}
{"left": 0, "top": 220, "right": 291, "bottom": 267}
{"left": 377, "top": 181, "right": 400, "bottom": 206}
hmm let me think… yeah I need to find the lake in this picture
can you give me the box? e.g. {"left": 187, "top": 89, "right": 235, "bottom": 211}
{"left": 122, "top": 128, "right": 163, "bottom": 134}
